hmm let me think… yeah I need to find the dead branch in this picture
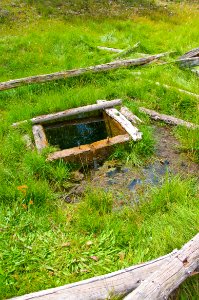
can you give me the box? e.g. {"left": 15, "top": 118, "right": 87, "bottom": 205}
{"left": 0, "top": 52, "right": 169, "bottom": 91}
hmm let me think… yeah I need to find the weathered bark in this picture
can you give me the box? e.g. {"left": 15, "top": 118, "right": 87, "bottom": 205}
{"left": 155, "top": 81, "right": 199, "bottom": 99}
{"left": 179, "top": 47, "right": 199, "bottom": 60}
{"left": 104, "top": 108, "right": 142, "bottom": 141}
{"left": 177, "top": 57, "right": 199, "bottom": 68}
{"left": 120, "top": 106, "right": 142, "bottom": 124}
{"left": 11, "top": 251, "right": 178, "bottom": 300}
{"left": 124, "top": 233, "right": 199, "bottom": 300}
{"left": 139, "top": 107, "right": 199, "bottom": 129}
{"left": 12, "top": 99, "right": 122, "bottom": 127}
{"left": 32, "top": 125, "right": 48, "bottom": 152}
{"left": 0, "top": 53, "right": 169, "bottom": 91}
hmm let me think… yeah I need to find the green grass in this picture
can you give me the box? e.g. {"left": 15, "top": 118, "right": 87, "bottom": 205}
{"left": 0, "top": 1, "right": 199, "bottom": 299}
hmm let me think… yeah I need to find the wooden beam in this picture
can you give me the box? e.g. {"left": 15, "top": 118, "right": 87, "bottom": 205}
{"left": 12, "top": 99, "right": 122, "bottom": 127}
{"left": 0, "top": 53, "right": 169, "bottom": 91}
{"left": 124, "top": 233, "right": 199, "bottom": 300}
{"left": 11, "top": 251, "right": 178, "bottom": 300}
{"left": 120, "top": 106, "right": 142, "bottom": 124}
{"left": 104, "top": 108, "right": 142, "bottom": 141}
{"left": 139, "top": 107, "right": 199, "bottom": 129}
{"left": 32, "top": 125, "right": 48, "bottom": 152}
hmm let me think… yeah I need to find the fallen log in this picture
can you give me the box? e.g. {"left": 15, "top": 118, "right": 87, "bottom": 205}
{"left": 12, "top": 99, "right": 122, "bottom": 127}
{"left": 32, "top": 125, "right": 48, "bottom": 152}
{"left": 177, "top": 57, "right": 199, "bottom": 68}
{"left": 179, "top": 47, "right": 199, "bottom": 60}
{"left": 0, "top": 52, "right": 169, "bottom": 91}
{"left": 139, "top": 107, "right": 199, "bottom": 129}
{"left": 124, "top": 233, "right": 199, "bottom": 300}
{"left": 11, "top": 251, "right": 178, "bottom": 300}
{"left": 120, "top": 106, "right": 142, "bottom": 124}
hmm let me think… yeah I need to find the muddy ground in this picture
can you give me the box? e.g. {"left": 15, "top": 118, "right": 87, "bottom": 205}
{"left": 62, "top": 124, "right": 198, "bottom": 206}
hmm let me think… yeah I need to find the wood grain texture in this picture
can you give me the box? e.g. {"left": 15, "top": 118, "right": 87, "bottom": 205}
{"left": 12, "top": 99, "right": 122, "bottom": 127}
{"left": 124, "top": 233, "right": 199, "bottom": 300}
{"left": 11, "top": 251, "right": 177, "bottom": 300}
{"left": 0, "top": 53, "right": 168, "bottom": 91}
{"left": 139, "top": 107, "right": 199, "bottom": 129}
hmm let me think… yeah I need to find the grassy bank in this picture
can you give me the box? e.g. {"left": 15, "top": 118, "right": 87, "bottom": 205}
{"left": 0, "top": 1, "right": 199, "bottom": 299}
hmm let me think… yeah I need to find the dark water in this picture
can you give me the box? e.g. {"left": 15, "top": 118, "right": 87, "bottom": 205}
{"left": 45, "top": 120, "right": 108, "bottom": 150}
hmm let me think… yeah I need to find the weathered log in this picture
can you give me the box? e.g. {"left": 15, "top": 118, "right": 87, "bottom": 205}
{"left": 155, "top": 81, "right": 199, "bottom": 99}
{"left": 11, "top": 251, "right": 178, "bottom": 300}
{"left": 97, "top": 46, "right": 123, "bottom": 53}
{"left": 177, "top": 57, "right": 199, "bottom": 68}
{"left": 124, "top": 233, "right": 199, "bottom": 300}
{"left": 0, "top": 52, "right": 169, "bottom": 91}
{"left": 32, "top": 125, "right": 48, "bottom": 153}
{"left": 179, "top": 47, "right": 199, "bottom": 60}
{"left": 104, "top": 108, "right": 142, "bottom": 141}
{"left": 120, "top": 106, "right": 142, "bottom": 124}
{"left": 139, "top": 107, "right": 199, "bottom": 129}
{"left": 12, "top": 99, "right": 122, "bottom": 127}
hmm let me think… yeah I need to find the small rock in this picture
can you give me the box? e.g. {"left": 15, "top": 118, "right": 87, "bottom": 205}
{"left": 70, "top": 171, "right": 84, "bottom": 182}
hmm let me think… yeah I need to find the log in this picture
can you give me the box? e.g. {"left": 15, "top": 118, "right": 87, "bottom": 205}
{"left": 97, "top": 46, "right": 123, "bottom": 53}
{"left": 179, "top": 47, "right": 199, "bottom": 60}
{"left": 139, "top": 107, "right": 199, "bottom": 129}
{"left": 0, "top": 53, "right": 169, "bottom": 91}
{"left": 120, "top": 106, "right": 142, "bottom": 124}
{"left": 11, "top": 251, "right": 178, "bottom": 300}
{"left": 177, "top": 57, "right": 199, "bottom": 68}
{"left": 12, "top": 99, "right": 122, "bottom": 127}
{"left": 124, "top": 233, "right": 199, "bottom": 300}
{"left": 32, "top": 125, "right": 48, "bottom": 152}
{"left": 104, "top": 108, "right": 142, "bottom": 141}
{"left": 155, "top": 81, "right": 199, "bottom": 99}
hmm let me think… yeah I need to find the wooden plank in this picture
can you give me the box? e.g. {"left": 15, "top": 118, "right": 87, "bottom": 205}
{"left": 124, "top": 233, "right": 199, "bottom": 300}
{"left": 11, "top": 251, "right": 178, "bottom": 300}
{"left": 47, "top": 134, "right": 130, "bottom": 162}
{"left": 12, "top": 99, "right": 122, "bottom": 127}
{"left": 0, "top": 53, "right": 169, "bottom": 91}
{"left": 32, "top": 125, "right": 48, "bottom": 152}
{"left": 104, "top": 108, "right": 142, "bottom": 141}
{"left": 120, "top": 106, "right": 142, "bottom": 124}
{"left": 139, "top": 107, "right": 199, "bottom": 129}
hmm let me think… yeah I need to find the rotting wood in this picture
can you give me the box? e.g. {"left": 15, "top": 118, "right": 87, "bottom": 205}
{"left": 124, "top": 233, "right": 199, "bottom": 300}
{"left": 47, "top": 134, "right": 130, "bottom": 163}
{"left": 120, "top": 106, "right": 142, "bottom": 124}
{"left": 11, "top": 250, "right": 178, "bottom": 300}
{"left": 139, "top": 107, "right": 199, "bottom": 129}
{"left": 12, "top": 99, "right": 122, "bottom": 127}
{"left": 104, "top": 108, "right": 142, "bottom": 141}
{"left": 32, "top": 125, "right": 48, "bottom": 152}
{"left": 179, "top": 47, "right": 199, "bottom": 60}
{"left": 155, "top": 81, "right": 199, "bottom": 99}
{"left": 0, "top": 52, "right": 169, "bottom": 91}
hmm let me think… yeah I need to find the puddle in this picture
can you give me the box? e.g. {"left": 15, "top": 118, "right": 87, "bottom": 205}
{"left": 45, "top": 120, "right": 108, "bottom": 150}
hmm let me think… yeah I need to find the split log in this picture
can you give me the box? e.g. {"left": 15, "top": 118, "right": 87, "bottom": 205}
{"left": 32, "top": 125, "right": 48, "bottom": 152}
{"left": 0, "top": 52, "right": 169, "bottom": 91}
{"left": 139, "top": 107, "right": 199, "bottom": 129}
{"left": 124, "top": 233, "right": 199, "bottom": 300}
{"left": 120, "top": 106, "right": 142, "bottom": 124}
{"left": 104, "top": 108, "right": 142, "bottom": 141}
{"left": 11, "top": 251, "right": 178, "bottom": 300}
{"left": 12, "top": 99, "right": 122, "bottom": 127}
{"left": 179, "top": 47, "right": 199, "bottom": 60}
{"left": 155, "top": 81, "right": 199, "bottom": 99}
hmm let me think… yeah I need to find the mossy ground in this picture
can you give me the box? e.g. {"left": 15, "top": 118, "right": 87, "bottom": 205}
{"left": 0, "top": 1, "right": 198, "bottom": 299}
